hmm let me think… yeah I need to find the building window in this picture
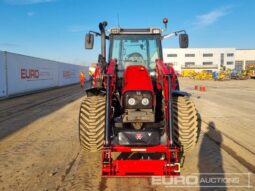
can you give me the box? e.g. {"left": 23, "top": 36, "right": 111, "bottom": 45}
{"left": 246, "top": 60, "right": 255, "bottom": 65}
{"left": 167, "top": 54, "right": 177, "bottom": 57}
{"left": 185, "top": 62, "right": 195, "bottom": 67}
{"left": 227, "top": 61, "right": 234, "bottom": 65}
{"left": 227, "top": 53, "right": 234, "bottom": 57}
{"left": 203, "top": 53, "right": 213, "bottom": 57}
{"left": 235, "top": 61, "right": 243, "bottom": 65}
{"left": 203, "top": 62, "right": 213, "bottom": 65}
{"left": 185, "top": 54, "right": 195, "bottom": 57}
{"left": 235, "top": 61, "right": 244, "bottom": 71}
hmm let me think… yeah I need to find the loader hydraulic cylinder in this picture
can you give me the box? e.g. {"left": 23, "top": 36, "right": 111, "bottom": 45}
{"left": 104, "top": 75, "right": 111, "bottom": 147}
{"left": 167, "top": 74, "right": 174, "bottom": 148}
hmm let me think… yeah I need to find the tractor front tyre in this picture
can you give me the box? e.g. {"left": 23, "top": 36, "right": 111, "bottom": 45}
{"left": 79, "top": 96, "right": 106, "bottom": 152}
{"left": 173, "top": 96, "right": 198, "bottom": 152}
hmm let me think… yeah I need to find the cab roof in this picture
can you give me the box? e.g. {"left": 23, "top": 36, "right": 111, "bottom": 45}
{"left": 108, "top": 28, "right": 162, "bottom": 35}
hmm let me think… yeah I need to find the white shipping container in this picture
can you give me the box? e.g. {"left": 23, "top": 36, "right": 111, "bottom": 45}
{"left": 6, "top": 52, "right": 58, "bottom": 95}
{"left": 58, "top": 63, "right": 80, "bottom": 86}
{"left": 0, "top": 51, "right": 7, "bottom": 97}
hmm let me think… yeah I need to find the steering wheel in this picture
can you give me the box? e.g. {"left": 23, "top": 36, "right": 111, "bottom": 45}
{"left": 124, "top": 52, "right": 145, "bottom": 67}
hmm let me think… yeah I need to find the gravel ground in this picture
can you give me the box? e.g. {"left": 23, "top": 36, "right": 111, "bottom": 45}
{"left": 0, "top": 80, "right": 254, "bottom": 191}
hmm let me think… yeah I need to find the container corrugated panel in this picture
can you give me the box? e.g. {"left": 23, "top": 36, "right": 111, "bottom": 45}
{"left": 58, "top": 63, "right": 80, "bottom": 86}
{"left": 6, "top": 52, "right": 59, "bottom": 95}
{"left": 0, "top": 51, "right": 7, "bottom": 97}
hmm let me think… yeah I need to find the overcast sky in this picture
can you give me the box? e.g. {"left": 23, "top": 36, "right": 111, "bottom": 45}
{"left": 0, "top": 0, "right": 254, "bottom": 65}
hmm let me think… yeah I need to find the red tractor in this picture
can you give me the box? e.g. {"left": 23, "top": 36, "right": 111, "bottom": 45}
{"left": 79, "top": 19, "right": 198, "bottom": 176}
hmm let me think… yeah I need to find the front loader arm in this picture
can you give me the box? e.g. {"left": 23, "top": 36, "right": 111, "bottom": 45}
{"left": 93, "top": 55, "right": 108, "bottom": 88}
{"left": 155, "top": 59, "right": 176, "bottom": 148}
{"left": 103, "top": 59, "right": 117, "bottom": 147}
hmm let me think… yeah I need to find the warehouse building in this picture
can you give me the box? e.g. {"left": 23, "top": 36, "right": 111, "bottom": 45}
{"left": 235, "top": 49, "right": 255, "bottom": 71}
{"left": 163, "top": 48, "right": 255, "bottom": 73}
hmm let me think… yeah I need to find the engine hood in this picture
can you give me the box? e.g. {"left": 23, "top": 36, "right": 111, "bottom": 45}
{"left": 122, "top": 65, "right": 154, "bottom": 94}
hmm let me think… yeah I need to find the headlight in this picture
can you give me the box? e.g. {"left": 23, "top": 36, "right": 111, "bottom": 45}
{"left": 124, "top": 91, "right": 153, "bottom": 109}
{"left": 152, "top": 28, "right": 161, "bottom": 34}
{"left": 128, "top": 98, "right": 136, "bottom": 106}
{"left": 141, "top": 98, "right": 149, "bottom": 106}
{"left": 110, "top": 28, "right": 120, "bottom": 34}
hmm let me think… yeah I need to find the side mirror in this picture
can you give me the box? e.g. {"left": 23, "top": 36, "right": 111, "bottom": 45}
{"left": 179, "top": 34, "right": 189, "bottom": 48}
{"left": 85, "top": 33, "right": 94, "bottom": 49}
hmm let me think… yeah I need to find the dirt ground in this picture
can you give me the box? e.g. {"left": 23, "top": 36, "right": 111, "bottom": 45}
{"left": 0, "top": 80, "right": 254, "bottom": 191}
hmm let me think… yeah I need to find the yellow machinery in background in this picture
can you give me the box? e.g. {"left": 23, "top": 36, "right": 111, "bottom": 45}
{"left": 89, "top": 63, "right": 97, "bottom": 86}
{"left": 247, "top": 70, "right": 253, "bottom": 77}
{"left": 248, "top": 69, "right": 255, "bottom": 79}
{"left": 217, "top": 69, "right": 231, "bottom": 81}
{"left": 194, "top": 71, "right": 213, "bottom": 80}
{"left": 230, "top": 69, "right": 251, "bottom": 80}
{"left": 89, "top": 63, "right": 97, "bottom": 77}
{"left": 181, "top": 70, "right": 196, "bottom": 78}
{"left": 180, "top": 68, "right": 251, "bottom": 81}
{"left": 245, "top": 64, "right": 255, "bottom": 79}
{"left": 181, "top": 70, "right": 213, "bottom": 80}
{"left": 246, "top": 68, "right": 255, "bottom": 79}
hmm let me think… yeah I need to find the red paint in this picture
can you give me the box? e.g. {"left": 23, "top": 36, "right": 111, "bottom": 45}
{"left": 155, "top": 59, "right": 178, "bottom": 91}
{"left": 98, "top": 59, "right": 182, "bottom": 177}
{"left": 21, "top": 69, "right": 39, "bottom": 79}
{"left": 155, "top": 59, "right": 179, "bottom": 145}
{"left": 93, "top": 59, "right": 117, "bottom": 89}
{"left": 200, "top": 86, "right": 206, "bottom": 92}
{"left": 93, "top": 67, "right": 100, "bottom": 87}
{"left": 63, "top": 71, "right": 71, "bottom": 78}
{"left": 122, "top": 65, "right": 154, "bottom": 94}
{"left": 104, "top": 59, "right": 117, "bottom": 91}
{"left": 102, "top": 145, "right": 180, "bottom": 176}
{"left": 100, "top": 59, "right": 182, "bottom": 177}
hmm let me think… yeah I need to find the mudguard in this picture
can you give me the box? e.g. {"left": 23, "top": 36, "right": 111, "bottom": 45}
{"left": 172, "top": 90, "right": 191, "bottom": 97}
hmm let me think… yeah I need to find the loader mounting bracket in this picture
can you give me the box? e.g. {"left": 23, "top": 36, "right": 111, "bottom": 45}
{"left": 102, "top": 145, "right": 180, "bottom": 176}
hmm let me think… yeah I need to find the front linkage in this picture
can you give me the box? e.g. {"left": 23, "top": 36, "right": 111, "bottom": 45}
{"left": 101, "top": 59, "right": 180, "bottom": 176}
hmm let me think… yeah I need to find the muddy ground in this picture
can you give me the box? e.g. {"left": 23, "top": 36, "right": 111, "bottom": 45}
{"left": 0, "top": 80, "right": 254, "bottom": 191}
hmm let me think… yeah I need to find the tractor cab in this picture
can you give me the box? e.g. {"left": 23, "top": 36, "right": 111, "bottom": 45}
{"left": 109, "top": 28, "right": 163, "bottom": 74}
{"left": 108, "top": 28, "right": 163, "bottom": 100}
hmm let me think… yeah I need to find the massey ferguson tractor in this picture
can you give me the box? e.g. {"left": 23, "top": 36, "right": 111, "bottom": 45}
{"left": 79, "top": 19, "right": 198, "bottom": 176}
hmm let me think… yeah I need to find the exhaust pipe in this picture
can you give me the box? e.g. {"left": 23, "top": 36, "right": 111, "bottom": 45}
{"left": 99, "top": 21, "right": 108, "bottom": 58}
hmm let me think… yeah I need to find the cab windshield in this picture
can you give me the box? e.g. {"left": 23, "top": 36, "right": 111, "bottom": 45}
{"left": 110, "top": 35, "right": 162, "bottom": 71}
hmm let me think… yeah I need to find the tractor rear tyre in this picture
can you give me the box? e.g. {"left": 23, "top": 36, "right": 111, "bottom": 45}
{"left": 79, "top": 96, "right": 106, "bottom": 152}
{"left": 173, "top": 96, "right": 198, "bottom": 152}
